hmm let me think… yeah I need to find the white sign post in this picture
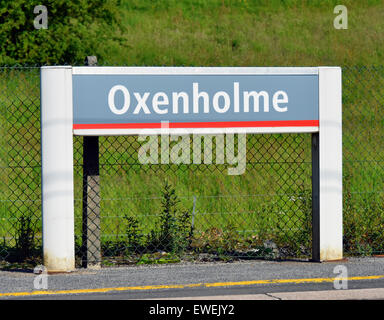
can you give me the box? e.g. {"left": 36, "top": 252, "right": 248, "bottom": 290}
{"left": 40, "top": 66, "right": 342, "bottom": 272}
{"left": 315, "top": 67, "right": 343, "bottom": 261}
{"left": 41, "top": 66, "right": 75, "bottom": 272}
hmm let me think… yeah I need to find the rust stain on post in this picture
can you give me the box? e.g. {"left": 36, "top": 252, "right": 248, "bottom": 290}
{"left": 320, "top": 247, "right": 343, "bottom": 261}
{"left": 44, "top": 253, "right": 74, "bottom": 273}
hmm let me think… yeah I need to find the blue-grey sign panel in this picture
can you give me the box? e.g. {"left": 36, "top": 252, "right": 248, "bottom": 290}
{"left": 73, "top": 74, "right": 318, "bottom": 131}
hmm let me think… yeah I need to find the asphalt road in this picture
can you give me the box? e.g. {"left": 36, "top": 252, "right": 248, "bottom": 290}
{"left": 1, "top": 257, "right": 384, "bottom": 300}
{"left": 14, "top": 279, "right": 384, "bottom": 300}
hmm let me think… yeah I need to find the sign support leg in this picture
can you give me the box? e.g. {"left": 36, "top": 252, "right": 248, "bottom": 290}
{"left": 314, "top": 67, "right": 343, "bottom": 261}
{"left": 82, "top": 136, "right": 101, "bottom": 268}
{"left": 81, "top": 56, "right": 101, "bottom": 269}
{"left": 41, "top": 66, "right": 75, "bottom": 272}
{"left": 311, "top": 132, "right": 320, "bottom": 261}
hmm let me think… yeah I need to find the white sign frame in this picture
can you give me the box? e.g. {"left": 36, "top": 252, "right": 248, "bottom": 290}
{"left": 40, "top": 66, "right": 342, "bottom": 271}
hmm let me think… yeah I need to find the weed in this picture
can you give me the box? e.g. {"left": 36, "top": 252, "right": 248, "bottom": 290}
{"left": 124, "top": 215, "right": 143, "bottom": 253}
{"left": 137, "top": 252, "right": 180, "bottom": 265}
{"left": 13, "top": 210, "right": 38, "bottom": 261}
{"left": 147, "top": 181, "right": 192, "bottom": 254}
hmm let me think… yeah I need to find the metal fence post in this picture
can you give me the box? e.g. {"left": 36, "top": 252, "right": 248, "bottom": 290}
{"left": 41, "top": 66, "right": 75, "bottom": 272}
{"left": 311, "top": 132, "right": 320, "bottom": 261}
{"left": 82, "top": 56, "right": 101, "bottom": 268}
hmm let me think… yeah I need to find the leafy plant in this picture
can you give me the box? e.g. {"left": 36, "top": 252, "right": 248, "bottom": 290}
{"left": 147, "top": 181, "right": 192, "bottom": 253}
{"left": 137, "top": 252, "right": 180, "bottom": 265}
{"left": 13, "top": 210, "right": 38, "bottom": 261}
{"left": 0, "top": 0, "right": 124, "bottom": 65}
{"left": 123, "top": 215, "right": 143, "bottom": 252}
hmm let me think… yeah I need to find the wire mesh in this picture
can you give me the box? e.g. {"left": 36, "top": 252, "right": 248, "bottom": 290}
{"left": 73, "top": 132, "right": 313, "bottom": 265}
{"left": 342, "top": 66, "right": 384, "bottom": 256}
{"left": 0, "top": 67, "right": 42, "bottom": 264}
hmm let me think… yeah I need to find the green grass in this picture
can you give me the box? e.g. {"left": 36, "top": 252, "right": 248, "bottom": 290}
{"left": 93, "top": 0, "right": 384, "bottom": 67}
{"left": 1, "top": 1, "right": 384, "bottom": 264}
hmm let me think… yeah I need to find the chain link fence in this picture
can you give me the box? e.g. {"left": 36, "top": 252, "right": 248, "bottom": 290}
{"left": 0, "top": 65, "right": 383, "bottom": 267}
{"left": 342, "top": 66, "right": 384, "bottom": 256}
{"left": 74, "top": 133, "right": 312, "bottom": 265}
{"left": 0, "top": 66, "right": 41, "bottom": 264}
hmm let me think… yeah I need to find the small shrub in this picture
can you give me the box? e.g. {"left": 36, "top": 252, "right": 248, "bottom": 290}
{"left": 0, "top": 0, "right": 124, "bottom": 65}
{"left": 12, "top": 210, "right": 39, "bottom": 261}
{"left": 137, "top": 252, "right": 180, "bottom": 265}
{"left": 147, "top": 181, "right": 192, "bottom": 254}
{"left": 123, "top": 215, "right": 143, "bottom": 253}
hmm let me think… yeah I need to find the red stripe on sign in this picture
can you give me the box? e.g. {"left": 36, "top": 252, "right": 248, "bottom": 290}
{"left": 73, "top": 120, "right": 319, "bottom": 130}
